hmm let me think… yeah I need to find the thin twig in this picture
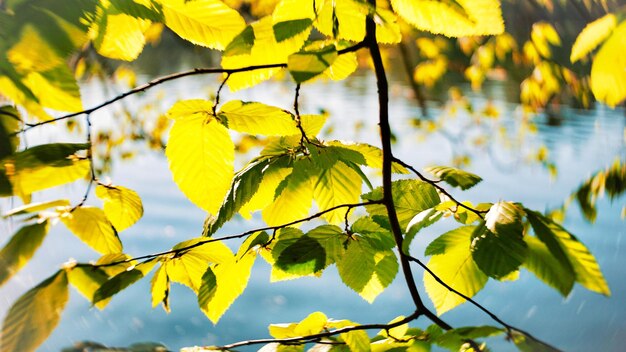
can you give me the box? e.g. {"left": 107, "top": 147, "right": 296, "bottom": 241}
{"left": 392, "top": 157, "right": 488, "bottom": 218}
{"left": 72, "top": 114, "right": 96, "bottom": 211}
{"left": 407, "top": 255, "right": 563, "bottom": 352}
{"left": 293, "top": 83, "right": 311, "bottom": 147}
{"left": 212, "top": 73, "right": 230, "bottom": 115}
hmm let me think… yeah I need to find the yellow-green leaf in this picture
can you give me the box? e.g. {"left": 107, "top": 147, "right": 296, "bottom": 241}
{"left": 390, "top": 0, "right": 504, "bottom": 37}
{"left": 288, "top": 44, "right": 338, "bottom": 83}
{"left": 313, "top": 161, "right": 361, "bottom": 224}
{"left": 315, "top": 0, "right": 367, "bottom": 41}
{"left": 198, "top": 251, "right": 255, "bottom": 323}
{"left": 95, "top": 185, "right": 144, "bottom": 232}
{"left": 218, "top": 100, "right": 300, "bottom": 136}
{"left": 60, "top": 206, "right": 122, "bottom": 254}
{"left": 1, "top": 270, "right": 69, "bottom": 352}
{"left": 570, "top": 14, "right": 616, "bottom": 63}
{"left": 523, "top": 236, "right": 575, "bottom": 296}
{"left": 222, "top": 16, "right": 310, "bottom": 91}
{"left": 91, "top": 5, "right": 152, "bottom": 61}
{"left": 239, "top": 164, "right": 292, "bottom": 218}
{"left": 3, "top": 199, "right": 70, "bottom": 217}
{"left": 151, "top": 264, "right": 170, "bottom": 312}
{"left": 160, "top": 0, "right": 246, "bottom": 50}
{"left": 590, "top": 21, "right": 626, "bottom": 108}
{"left": 93, "top": 260, "right": 157, "bottom": 304}
{"left": 67, "top": 266, "right": 111, "bottom": 309}
{"left": 0, "top": 220, "right": 49, "bottom": 286}
{"left": 262, "top": 160, "right": 315, "bottom": 226}
{"left": 166, "top": 110, "right": 234, "bottom": 214}
{"left": 424, "top": 226, "right": 488, "bottom": 315}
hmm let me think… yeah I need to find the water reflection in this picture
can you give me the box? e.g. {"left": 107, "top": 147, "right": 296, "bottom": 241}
{"left": 0, "top": 68, "right": 624, "bottom": 351}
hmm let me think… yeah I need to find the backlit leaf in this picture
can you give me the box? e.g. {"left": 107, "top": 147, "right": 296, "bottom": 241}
{"left": 523, "top": 236, "right": 574, "bottom": 296}
{"left": 90, "top": 3, "right": 152, "bottom": 61}
{"left": 526, "top": 210, "right": 610, "bottom": 295}
{"left": 60, "top": 207, "right": 122, "bottom": 254}
{"left": 390, "top": 0, "right": 504, "bottom": 37}
{"left": 424, "top": 226, "right": 488, "bottom": 315}
{"left": 313, "top": 161, "right": 362, "bottom": 224}
{"left": 363, "top": 179, "right": 440, "bottom": 229}
{"left": 263, "top": 159, "right": 314, "bottom": 226}
{"left": 0, "top": 105, "right": 20, "bottom": 159}
{"left": 403, "top": 208, "right": 443, "bottom": 254}
{"left": 288, "top": 44, "right": 338, "bottom": 83}
{"left": 151, "top": 264, "right": 170, "bottom": 312}
{"left": 570, "top": 14, "right": 616, "bottom": 63}
{"left": 273, "top": 19, "right": 313, "bottom": 42}
{"left": 160, "top": 0, "right": 246, "bottom": 50}
{"left": 435, "top": 326, "right": 503, "bottom": 350}
{"left": 425, "top": 165, "right": 482, "bottom": 190}
{"left": 199, "top": 251, "right": 255, "bottom": 323}
{"left": 96, "top": 185, "right": 143, "bottom": 232}
{"left": 1, "top": 270, "right": 69, "bottom": 352}
{"left": 0, "top": 220, "right": 49, "bottom": 286}
{"left": 219, "top": 100, "right": 300, "bottom": 136}
{"left": 3, "top": 199, "right": 70, "bottom": 217}
{"left": 68, "top": 266, "right": 111, "bottom": 309}
{"left": 239, "top": 163, "right": 292, "bottom": 218}
{"left": 590, "top": 21, "right": 626, "bottom": 108}
{"left": 166, "top": 107, "right": 234, "bottom": 214}
{"left": 315, "top": 0, "right": 367, "bottom": 41}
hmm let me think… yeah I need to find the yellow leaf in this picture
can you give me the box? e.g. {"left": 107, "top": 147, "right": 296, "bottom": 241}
{"left": 239, "top": 165, "right": 292, "bottom": 218}
{"left": 313, "top": 161, "right": 361, "bottom": 224}
{"left": 375, "top": 8, "right": 402, "bottom": 44}
{"left": 151, "top": 264, "right": 170, "bottom": 311}
{"left": 390, "top": 0, "right": 504, "bottom": 37}
{"left": 3, "top": 199, "right": 70, "bottom": 217}
{"left": 160, "top": 0, "right": 246, "bottom": 50}
{"left": 219, "top": 100, "right": 301, "bottom": 136}
{"left": 262, "top": 161, "right": 315, "bottom": 226}
{"left": 7, "top": 24, "right": 63, "bottom": 73}
{"left": 0, "top": 76, "right": 51, "bottom": 121}
{"left": 95, "top": 185, "right": 144, "bottom": 232}
{"left": 60, "top": 207, "right": 122, "bottom": 254}
{"left": 222, "top": 16, "right": 310, "bottom": 91}
{"left": 10, "top": 159, "right": 90, "bottom": 197}
{"left": 166, "top": 111, "right": 234, "bottom": 214}
{"left": 23, "top": 68, "right": 83, "bottom": 112}
{"left": 91, "top": 11, "right": 152, "bottom": 61}
{"left": 590, "top": 21, "right": 626, "bottom": 108}
{"left": 570, "top": 14, "right": 616, "bottom": 63}
{"left": 323, "top": 51, "right": 358, "bottom": 81}
{"left": 294, "top": 311, "right": 327, "bottom": 335}
{"left": 199, "top": 251, "right": 255, "bottom": 323}
{"left": 0, "top": 221, "right": 49, "bottom": 286}
{"left": 315, "top": 0, "right": 367, "bottom": 41}
{"left": 68, "top": 266, "right": 111, "bottom": 309}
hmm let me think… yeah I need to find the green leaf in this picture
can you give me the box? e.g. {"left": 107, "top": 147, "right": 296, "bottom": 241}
{"left": 199, "top": 251, "right": 255, "bottom": 323}
{"left": 96, "top": 185, "right": 143, "bottom": 232}
{"left": 109, "top": 0, "right": 164, "bottom": 22}
{"left": 13, "top": 143, "right": 89, "bottom": 168}
{"left": 470, "top": 202, "right": 527, "bottom": 279}
{"left": 60, "top": 207, "right": 123, "bottom": 254}
{"left": 523, "top": 236, "right": 575, "bottom": 296}
{"left": 288, "top": 44, "right": 338, "bottom": 83}
{"left": 93, "top": 260, "right": 156, "bottom": 304}
{"left": 166, "top": 104, "right": 234, "bottom": 214}
{"left": 206, "top": 159, "right": 270, "bottom": 235}
{"left": 68, "top": 266, "right": 111, "bottom": 309}
{"left": 273, "top": 19, "right": 313, "bottom": 42}
{"left": 390, "top": 0, "right": 504, "bottom": 37}
{"left": 363, "top": 179, "right": 440, "bottom": 229}
{"left": 224, "top": 25, "right": 255, "bottom": 56}
{"left": 3, "top": 199, "right": 70, "bottom": 217}
{"left": 511, "top": 330, "right": 562, "bottom": 352}
{"left": 1, "top": 270, "right": 69, "bottom": 352}
{"left": 403, "top": 208, "right": 443, "bottom": 254}
{"left": 424, "top": 226, "right": 488, "bottom": 315}
{"left": 425, "top": 165, "right": 482, "bottom": 190}
{"left": 306, "top": 225, "right": 346, "bottom": 265}
{"left": 526, "top": 210, "right": 610, "bottom": 295}
{"left": 160, "top": 0, "right": 246, "bottom": 50}
{"left": 0, "top": 220, "right": 49, "bottom": 286}
{"left": 218, "top": 100, "right": 300, "bottom": 136}
{"left": 571, "top": 14, "right": 616, "bottom": 63}
{"left": 275, "top": 235, "right": 326, "bottom": 276}
{"left": 590, "top": 21, "right": 626, "bottom": 107}
{"left": 435, "top": 326, "right": 503, "bottom": 350}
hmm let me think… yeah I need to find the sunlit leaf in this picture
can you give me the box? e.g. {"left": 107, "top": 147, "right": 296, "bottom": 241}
{"left": 313, "top": 161, "right": 362, "bottom": 224}
{"left": 590, "top": 21, "right": 626, "bottom": 108}
{"left": 219, "top": 100, "right": 301, "bottom": 136}
{"left": 0, "top": 105, "right": 21, "bottom": 159}
{"left": 0, "top": 220, "right": 49, "bottom": 286}
{"left": 93, "top": 260, "right": 157, "bottom": 304}
{"left": 6, "top": 24, "right": 64, "bottom": 73}
{"left": 363, "top": 179, "right": 440, "bottom": 229}
{"left": 263, "top": 159, "right": 315, "bottom": 226}
{"left": 273, "top": 19, "right": 313, "bottom": 42}
{"left": 68, "top": 266, "right": 111, "bottom": 309}
{"left": 435, "top": 326, "right": 503, "bottom": 350}
{"left": 239, "top": 163, "right": 292, "bottom": 218}
{"left": 424, "top": 226, "right": 488, "bottom": 315}
{"left": 326, "top": 141, "right": 408, "bottom": 173}
{"left": 391, "top": 0, "right": 504, "bottom": 37}
{"left": 306, "top": 225, "right": 346, "bottom": 265}
{"left": 471, "top": 202, "right": 527, "bottom": 279}
{"left": 3, "top": 199, "right": 70, "bottom": 217}
{"left": 224, "top": 25, "right": 255, "bottom": 56}
{"left": 315, "top": 0, "right": 367, "bottom": 41}
{"left": 425, "top": 165, "right": 482, "bottom": 190}
{"left": 166, "top": 105, "right": 234, "bottom": 214}
{"left": 288, "top": 44, "right": 338, "bottom": 83}
{"left": 23, "top": 66, "right": 83, "bottom": 112}
{"left": 275, "top": 234, "right": 326, "bottom": 276}
{"left": 511, "top": 330, "right": 562, "bottom": 352}
{"left": 199, "top": 251, "right": 255, "bottom": 323}
{"left": 1, "top": 270, "right": 69, "bottom": 352}
{"left": 526, "top": 210, "right": 610, "bottom": 295}
{"left": 160, "top": 0, "right": 246, "bottom": 50}
{"left": 60, "top": 207, "right": 122, "bottom": 254}
{"left": 96, "top": 253, "right": 134, "bottom": 277}
{"left": 570, "top": 14, "right": 616, "bottom": 63}
{"left": 523, "top": 236, "right": 574, "bottom": 296}
{"left": 151, "top": 264, "right": 170, "bottom": 312}
{"left": 95, "top": 185, "right": 144, "bottom": 232}
{"left": 403, "top": 208, "right": 443, "bottom": 254}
